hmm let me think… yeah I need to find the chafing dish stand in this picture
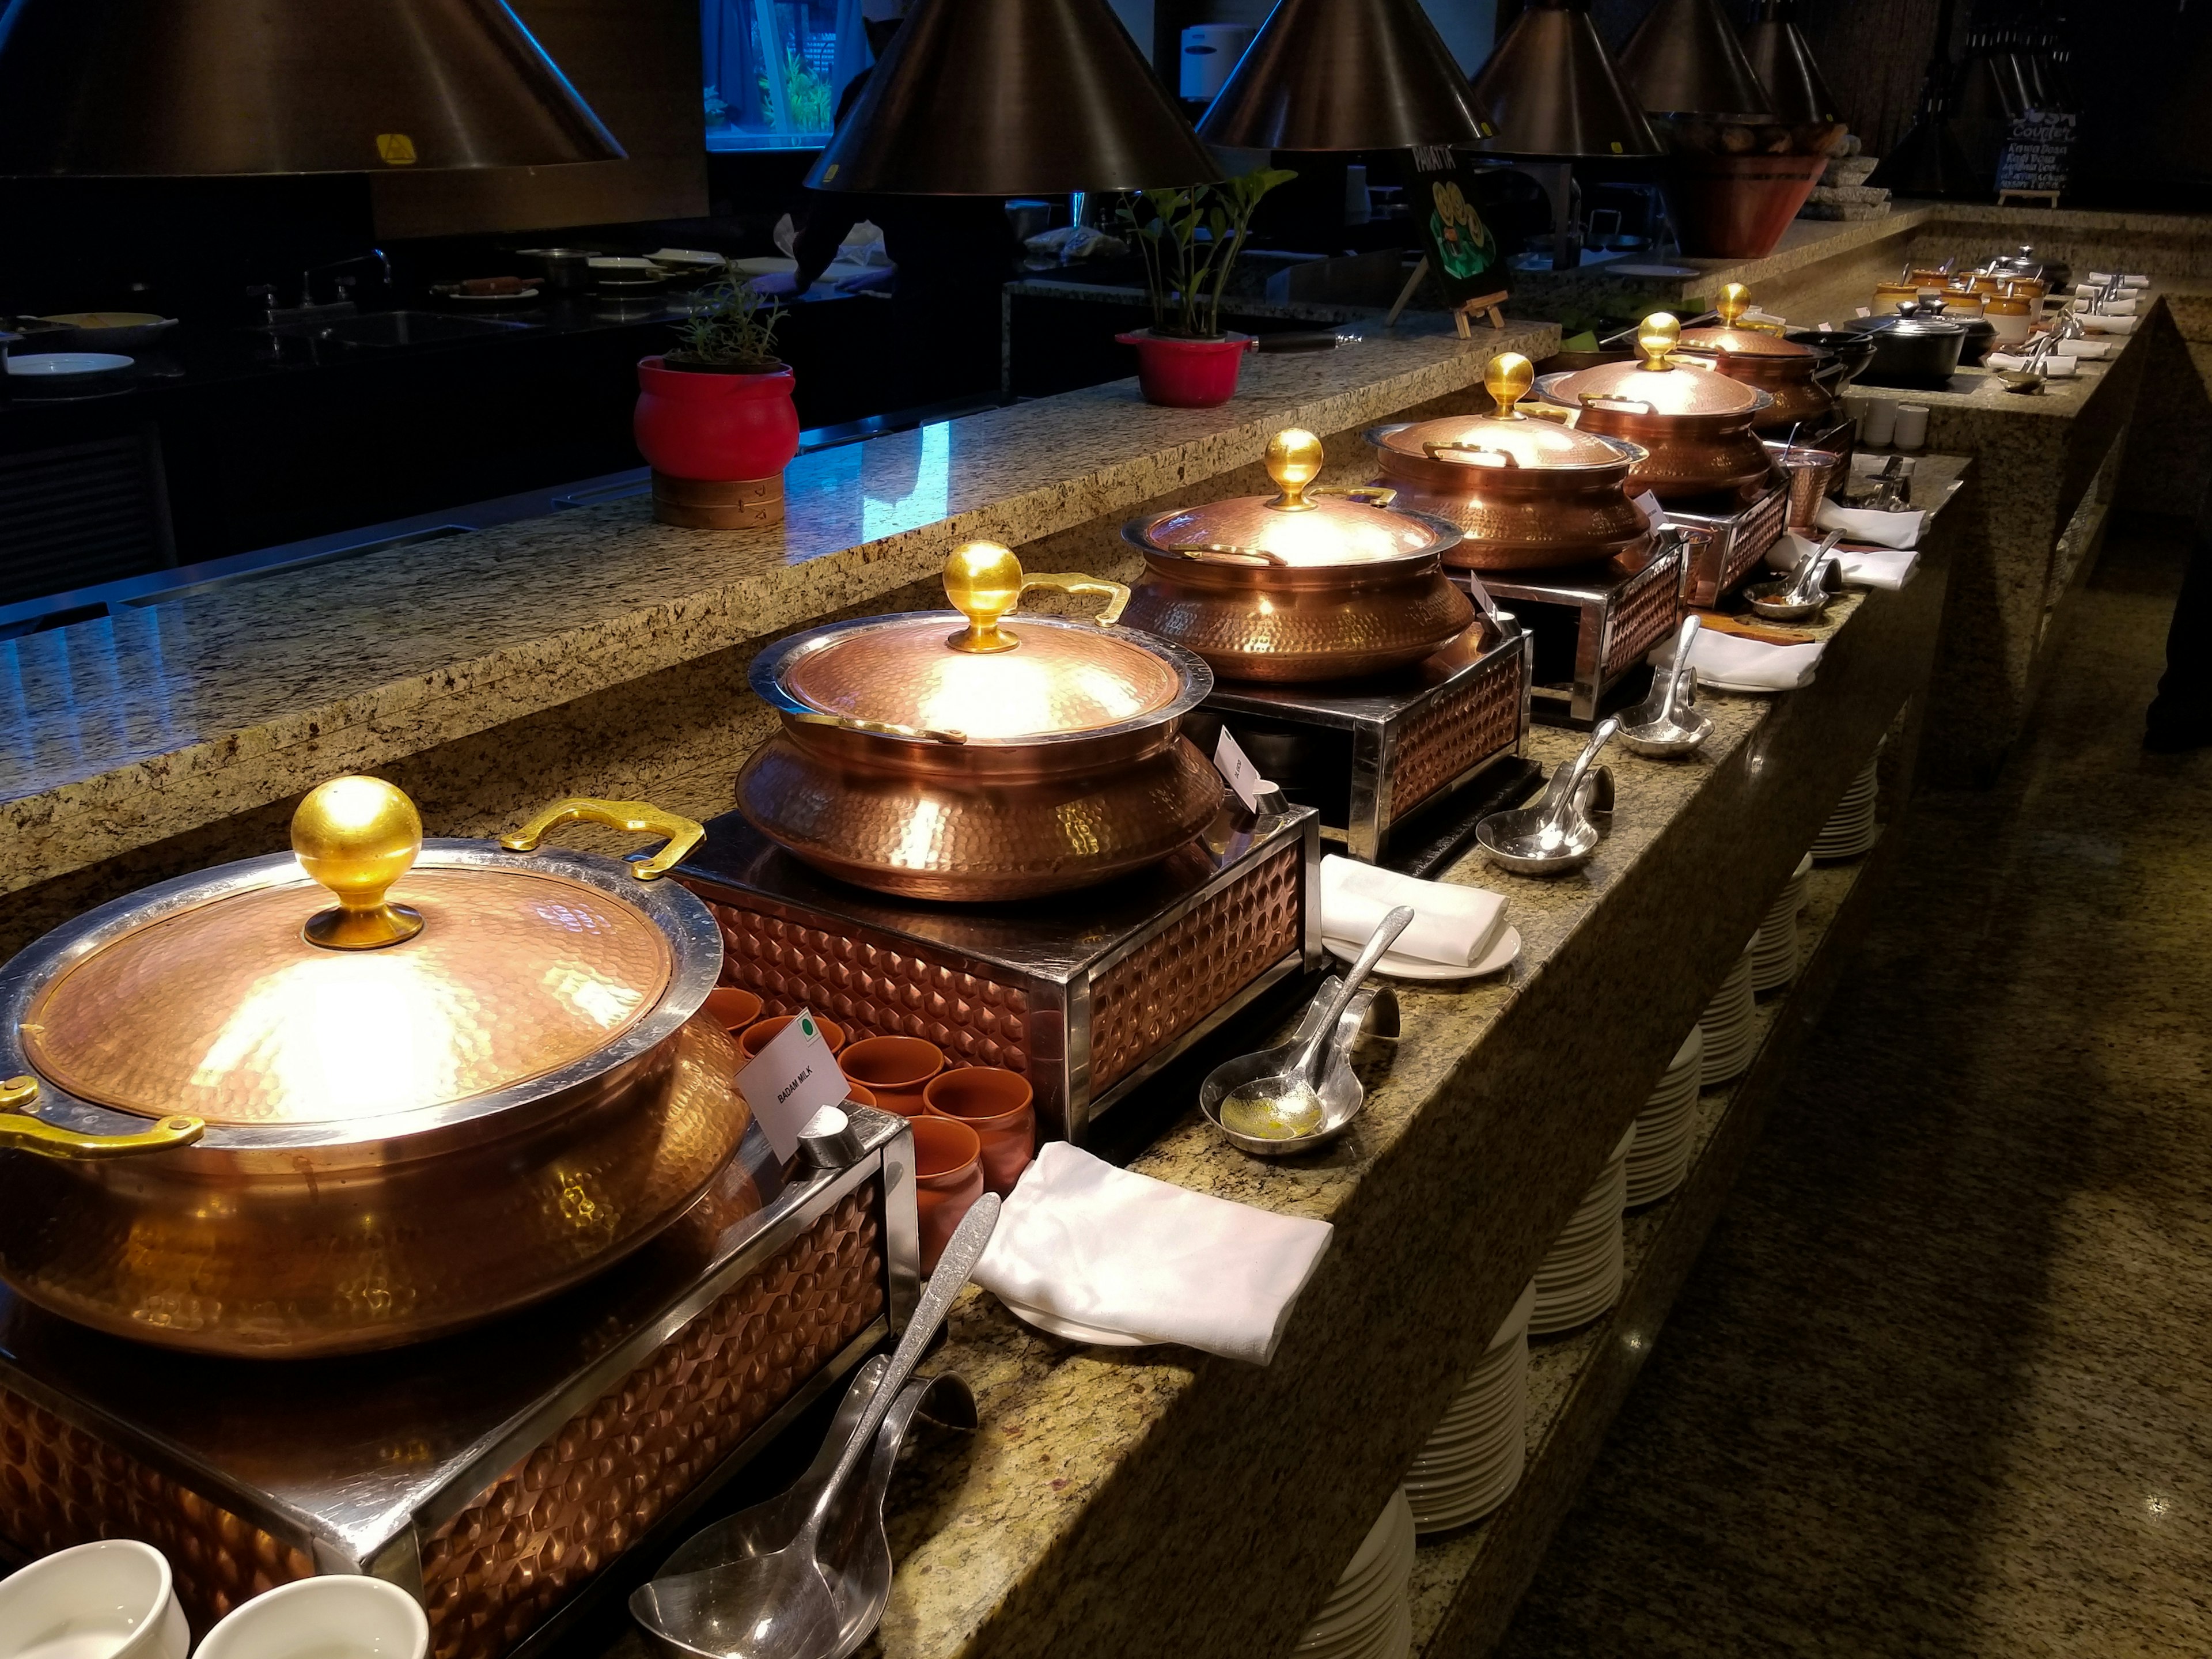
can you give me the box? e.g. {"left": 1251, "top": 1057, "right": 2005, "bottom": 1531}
{"left": 1661, "top": 472, "right": 1791, "bottom": 607}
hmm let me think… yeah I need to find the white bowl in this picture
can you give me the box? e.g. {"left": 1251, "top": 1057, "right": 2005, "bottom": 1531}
{"left": 196, "top": 1578, "right": 427, "bottom": 1659}
{"left": 5, "top": 353, "right": 134, "bottom": 377}
{"left": 0, "top": 1539, "right": 187, "bottom": 1659}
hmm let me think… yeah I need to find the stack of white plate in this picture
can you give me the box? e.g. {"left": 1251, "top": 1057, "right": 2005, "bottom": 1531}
{"left": 1697, "top": 945, "right": 1758, "bottom": 1087}
{"left": 1750, "top": 853, "right": 1814, "bottom": 993}
{"left": 1626, "top": 1027, "right": 1703, "bottom": 1206}
{"left": 1294, "top": 1488, "right": 1415, "bottom": 1659}
{"left": 1531, "top": 1128, "right": 1632, "bottom": 1335}
{"left": 1812, "top": 757, "right": 1880, "bottom": 860}
{"left": 1406, "top": 1281, "right": 1536, "bottom": 1533}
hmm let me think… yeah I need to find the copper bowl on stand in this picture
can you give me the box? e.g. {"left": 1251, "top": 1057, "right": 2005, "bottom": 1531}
{"left": 1539, "top": 315, "right": 1775, "bottom": 503}
{"left": 738, "top": 545, "right": 1222, "bottom": 903}
{"left": 1675, "top": 284, "right": 1837, "bottom": 434}
{"left": 1119, "top": 429, "right": 1475, "bottom": 683}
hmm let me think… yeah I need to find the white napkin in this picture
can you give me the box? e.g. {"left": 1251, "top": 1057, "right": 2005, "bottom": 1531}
{"left": 1320, "top": 854, "right": 1506, "bottom": 968}
{"left": 2073, "top": 297, "right": 2137, "bottom": 316}
{"left": 2077, "top": 312, "right": 2138, "bottom": 334}
{"left": 1815, "top": 499, "right": 1925, "bottom": 548}
{"left": 2053, "top": 339, "right": 2112, "bottom": 359}
{"left": 975, "top": 1143, "right": 1333, "bottom": 1363}
{"left": 2086, "top": 272, "right": 2149, "bottom": 289}
{"left": 1768, "top": 530, "right": 1918, "bottom": 591}
{"left": 1986, "top": 352, "right": 2077, "bottom": 376}
{"left": 1652, "top": 627, "right": 1823, "bottom": 692}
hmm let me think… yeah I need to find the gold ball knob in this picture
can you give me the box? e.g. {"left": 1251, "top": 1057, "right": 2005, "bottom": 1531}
{"left": 1717, "top": 283, "right": 1751, "bottom": 325}
{"left": 1636, "top": 312, "right": 1680, "bottom": 370}
{"left": 1264, "top": 429, "right": 1323, "bottom": 510}
{"left": 944, "top": 541, "right": 1024, "bottom": 654}
{"left": 293, "top": 777, "right": 425, "bottom": 950}
{"left": 1484, "top": 352, "right": 1534, "bottom": 416}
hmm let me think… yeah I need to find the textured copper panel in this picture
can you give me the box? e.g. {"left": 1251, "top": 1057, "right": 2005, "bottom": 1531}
{"left": 0, "top": 1386, "right": 316, "bottom": 1634}
{"left": 1724, "top": 486, "right": 1789, "bottom": 590}
{"left": 1601, "top": 555, "right": 1685, "bottom": 680}
{"left": 1388, "top": 649, "right": 1525, "bottom": 820}
{"left": 707, "top": 900, "right": 1033, "bottom": 1075}
{"left": 1088, "top": 844, "right": 1302, "bottom": 1092}
{"left": 418, "top": 1188, "right": 884, "bottom": 1659}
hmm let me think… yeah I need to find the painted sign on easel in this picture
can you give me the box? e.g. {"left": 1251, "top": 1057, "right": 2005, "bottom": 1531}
{"left": 1388, "top": 146, "right": 1509, "bottom": 335}
{"left": 1996, "top": 109, "right": 2075, "bottom": 200}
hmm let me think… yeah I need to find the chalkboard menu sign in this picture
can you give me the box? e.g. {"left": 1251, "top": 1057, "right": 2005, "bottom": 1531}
{"left": 1997, "top": 109, "right": 2077, "bottom": 196}
{"left": 1410, "top": 146, "right": 1511, "bottom": 306}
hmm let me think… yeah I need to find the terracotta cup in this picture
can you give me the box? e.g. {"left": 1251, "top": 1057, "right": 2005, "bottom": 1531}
{"left": 740, "top": 1012, "right": 846, "bottom": 1060}
{"left": 910, "top": 1115, "right": 984, "bottom": 1272}
{"left": 702, "top": 986, "right": 763, "bottom": 1036}
{"left": 838, "top": 1035, "right": 946, "bottom": 1118}
{"left": 844, "top": 1080, "right": 877, "bottom": 1109}
{"left": 923, "top": 1067, "right": 1036, "bottom": 1196}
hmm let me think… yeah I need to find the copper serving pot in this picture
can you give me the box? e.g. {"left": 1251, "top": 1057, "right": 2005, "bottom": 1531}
{"left": 0, "top": 781, "right": 752, "bottom": 1358}
{"left": 1675, "top": 284, "right": 1836, "bottom": 434}
{"left": 1539, "top": 315, "right": 1775, "bottom": 503}
{"left": 1363, "top": 354, "right": 1650, "bottom": 571}
{"left": 738, "top": 544, "right": 1221, "bottom": 902}
{"left": 1118, "top": 427, "right": 1474, "bottom": 681}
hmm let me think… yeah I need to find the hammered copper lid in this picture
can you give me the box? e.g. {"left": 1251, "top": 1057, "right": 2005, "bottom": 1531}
{"left": 20, "top": 779, "right": 676, "bottom": 1128}
{"left": 1375, "top": 353, "right": 1641, "bottom": 469}
{"left": 1134, "top": 429, "right": 1460, "bottom": 565}
{"left": 778, "top": 543, "right": 1187, "bottom": 741}
{"left": 1676, "top": 283, "right": 1816, "bottom": 359}
{"left": 1550, "top": 314, "right": 1766, "bottom": 416}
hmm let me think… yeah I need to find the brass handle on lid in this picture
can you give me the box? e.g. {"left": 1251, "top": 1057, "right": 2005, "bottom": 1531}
{"left": 1580, "top": 392, "right": 1656, "bottom": 414}
{"left": 943, "top": 542, "right": 1129, "bottom": 654}
{"left": 501, "top": 797, "right": 707, "bottom": 880}
{"left": 0, "top": 1075, "right": 204, "bottom": 1162}
{"left": 1715, "top": 283, "right": 1751, "bottom": 327}
{"left": 1424, "top": 441, "right": 1520, "bottom": 468}
{"left": 293, "top": 775, "right": 426, "bottom": 950}
{"left": 1484, "top": 352, "right": 1534, "bottom": 418}
{"left": 1635, "top": 313, "right": 1680, "bottom": 370}
{"left": 1312, "top": 484, "right": 1399, "bottom": 506}
{"left": 792, "top": 711, "right": 971, "bottom": 744}
{"left": 1263, "top": 428, "right": 1325, "bottom": 510}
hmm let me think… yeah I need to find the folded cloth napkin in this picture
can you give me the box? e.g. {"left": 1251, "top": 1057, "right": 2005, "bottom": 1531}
{"left": 1986, "top": 351, "right": 2077, "bottom": 376}
{"left": 2053, "top": 338, "right": 2113, "bottom": 359}
{"left": 1650, "top": 628, "right": 1823, "bottom": 692}
{"left": 2086, "top": 272, "right": 2149, "bottom": 289}
{"left": 1320, "top": 854, "right": 1506, "bottom": 968}
{"left": 2077, "top": 312, "right": 2139, "bottom": 334}
{"left": 1768, "top": 530, "right": 1918, "bottom": 591}
{"left": 2073, "top": 297, "right": 2138, "bottom": 316}
{"left": 1815, "top": 499, "right": 1925, "bottom": 548}
{"left": 975, "top": 1143, "right": 1333, "bottom": 1363}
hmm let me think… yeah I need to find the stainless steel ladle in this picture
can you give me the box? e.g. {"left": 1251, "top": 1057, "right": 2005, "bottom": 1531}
{"left": 1744, "top": 530, "right": 1844, "bottom": 621}
{"left": 1477, "top": 718, "right": 1617, "bottom": 876}
{"left": 1618, "top": 618, "right": 1712, "bottom": 756}
{"left": 1201, "top": 971, "right": 1400, "bottom": 1156}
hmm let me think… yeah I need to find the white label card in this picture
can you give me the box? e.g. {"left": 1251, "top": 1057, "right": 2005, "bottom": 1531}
{"left": 1214, "top": 727, "right": 1268, "bottom": 813}
{"left": 737, "top": 1009, "right": 847, "bottom": 1160}
{"left": 1633, "top": 490, "right": 1664, "bottom": 531}
{"left": 1855, "top": 305, "right": 1871, "bottom": 318}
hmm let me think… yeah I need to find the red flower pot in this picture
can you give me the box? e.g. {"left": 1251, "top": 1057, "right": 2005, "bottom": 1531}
{"left": 1116, "top": 329, "right": 1256, "bottom": 408}
{"left": 635, "top": 357, "right": 800, "bottom": 527}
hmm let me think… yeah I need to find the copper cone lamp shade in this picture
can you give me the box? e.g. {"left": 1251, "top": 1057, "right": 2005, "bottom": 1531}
{"left": 806, "top": 0, "right": 1215, "bottom": 192}
{"left": 1196, "top": 0, "right": 1484, "bottom": 150}
{"left": 1620, "top": 0, "right": 1775, "bottom": 120}
{"left": 1467, "top": 1, "right": 1661, "bottom": 159}
{"left": 0, "top": 0, "right": 622, "bottom": 176}
{"left": 1742, "top": 2, "right": 1841, "bottom": 124}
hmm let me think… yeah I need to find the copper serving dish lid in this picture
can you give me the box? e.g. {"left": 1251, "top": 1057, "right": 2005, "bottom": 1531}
{"left": 1548, "top": 315, "right": 1768, "bottom": 418}
{"left": 1131, "top": 430, "right": 1459, "bottom": 567}
{"left": 1676, "top": 284, "right": 1816, "bottom": 360}
{"left": 1373, "top": 356, "right": 1643, "bottom": 471}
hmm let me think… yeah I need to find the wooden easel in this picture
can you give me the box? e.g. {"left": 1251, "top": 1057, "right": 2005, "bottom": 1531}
{"left": 1385, "top": 253, "right": 1509, "bottom": 335}
{"left": 1997, "top": 188, "right": 2061, "bottom": 208}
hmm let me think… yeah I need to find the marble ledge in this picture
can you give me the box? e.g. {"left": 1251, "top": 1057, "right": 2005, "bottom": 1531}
{"left": 0, "top": 315, "right": 1557, "bottom": 898}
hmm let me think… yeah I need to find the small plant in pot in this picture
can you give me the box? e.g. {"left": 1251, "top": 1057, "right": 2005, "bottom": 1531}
{"left": 634, "top": 267, "right": 800, "bottom": 528}
{"left": 1114, "top": 168, "right": 1296, "bottom": 408}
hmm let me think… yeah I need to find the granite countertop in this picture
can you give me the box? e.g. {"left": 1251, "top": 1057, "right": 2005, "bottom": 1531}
{"left": 0, "top": 312, "right": 1557, "bottom": 898}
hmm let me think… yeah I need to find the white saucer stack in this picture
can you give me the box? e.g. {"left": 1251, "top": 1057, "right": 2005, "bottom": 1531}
{"left": 1406, "top": 1281, "right": 1536, "bottom": 1533}
{"left": 1697, "top": 945, "right": 1758, "bottom": 1086}
{"left": 1813, "top": 757, "right": 1880, "bottom": 860}
{"left": 1531, "top": 1128, "right": 1632, "bottom": 1335}
{"left": 1294, "top": 1487, "right": 1415, "bottom": 1659}
{"left": 1750, "top": 853, "right": 1813, "bottom": 993}
{"left": 1626, "top": 1027, "right": 1703, "bottom": 1206}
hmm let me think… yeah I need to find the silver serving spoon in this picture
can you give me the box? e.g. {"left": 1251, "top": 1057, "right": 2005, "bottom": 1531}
{"left": 1214, "top": 906, "right": 1412, "bottom": 1141}
{"left": 1477, "top": 719, "right": 1617, "bottom": 876}
{"left": 625, "top": 1195, "right": 999, "bottom": 1659}
{"left": 1745, "top": 531, "right": 1843, "bottom": 620}
{"left": 1618, "top": 618, "right": 1712, "bottom": 756}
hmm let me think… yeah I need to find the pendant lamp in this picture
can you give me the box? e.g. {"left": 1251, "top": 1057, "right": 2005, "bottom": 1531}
{"left": 1467, "top": 0, "right": 1661, "bottom": 158}
{"left": 806, "top": 0, "right": 1217, "bottom": 193}
{"left": 1195, "top": 0, "right": 1485, "bottom": 151}
{"left": 1741, "top": 1, "right": 1842, "bottom": 125}
{"left": 1868, "top": 0, "right": 1983, "bottom": 197}
{"left": 0, "top": 0, "right": 622, "bottom": 176}
{"left": 1620, "top": 0, "right": 1775, "bottom": 120}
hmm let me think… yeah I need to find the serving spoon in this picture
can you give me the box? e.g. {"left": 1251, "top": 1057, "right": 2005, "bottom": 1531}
{"left": 1618, "top": 618, "right": 1712, "bottom": 756}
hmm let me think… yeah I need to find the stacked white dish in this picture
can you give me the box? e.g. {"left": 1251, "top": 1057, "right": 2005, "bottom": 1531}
{"left": 1697, "top": 945, "right": 1759, "bottom": 1086}
{"left": 1750, "top": 853, "right": 1813, "bottom": 993}
{"left": 1530, "top": 1128, "right": 1632, "bottom": 1335}
{"left": 1812, "top": 757, "right": 1880, "bottom": 859}
{"left": 1626, "top": 1027, "right": 1703, "bottom": 1206}
{"left": 1405, "top": 1280, "right": 1536, "bottom": 1533}
{"left": 1294, "top": 1487, "right": 1415, "bottom": 1659}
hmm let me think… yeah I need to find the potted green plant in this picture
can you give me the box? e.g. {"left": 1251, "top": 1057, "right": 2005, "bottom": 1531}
{"left": 634, "top": 267, "right": 799, "bottom": 528}
{"left": 1114, "top": 168, "right": 1296, "bottom": 408}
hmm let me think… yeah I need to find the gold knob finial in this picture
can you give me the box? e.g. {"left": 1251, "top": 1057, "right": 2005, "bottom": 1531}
{"left": 1717, "top": 283, "right": 1751, "bottom": 326}
{"left": 293, "top": 776, "right": 425, "bottom": 950}
{"left": 944, "top": 541, "right": 1025, "bottom": 654}
{"left": 1264, "top": 429, "right": 1324, "bottom": 510}
{"left": 1635, "top": 313, "right": 1680, "bottom": 370}
{"left": 1484, "top": 353, "right": 1534, "bottom": 418}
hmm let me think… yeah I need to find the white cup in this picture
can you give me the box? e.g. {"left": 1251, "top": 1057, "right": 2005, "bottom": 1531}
{"left": 1858, "top": 398, "right": 1897, "bottom": 447}
{"left": 196, "top": 1578, "right": 428, "bottom": 1659}
{"left": 1893, "top": 403, "right": 1930, "bottom": 451}
{"left": 0, "top": 1540, "right": 188, "bottom": 1659}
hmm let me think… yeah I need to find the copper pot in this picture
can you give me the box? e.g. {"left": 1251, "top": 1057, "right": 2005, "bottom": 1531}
{"left": 1119, "top": 428, "right": 1474, "bottom": 681}
{"left": 1363, "top": 353, "right": 1650, "bottom": 571}
{"left": 1675, "top": 285, "right": 1836, "bottom": 434}
{"left": 1539, "top": 315, "right": 1774, "bottom": 502}
{"left": 0, "top": 781, "right": 752, "bottom": 1358}
{"left": 738, "top": 544, "right": 1221, "bottom": 902}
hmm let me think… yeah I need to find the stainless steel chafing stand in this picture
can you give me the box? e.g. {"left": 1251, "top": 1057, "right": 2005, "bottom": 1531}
{"left": 677, "top": 800, "right": 1321, "bottom": 1145}
{"left": 1661, "top": 471, "right": 1791, "bottom": 607}
{"left": 0, "top": 1112, "right": 918, "bottom": 1659}
{"left": 1178, "top": 615, "right": 1533, "bottom": 866}
{"left": 1457, "top": 531, "right": 1688, "bottom": 729}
